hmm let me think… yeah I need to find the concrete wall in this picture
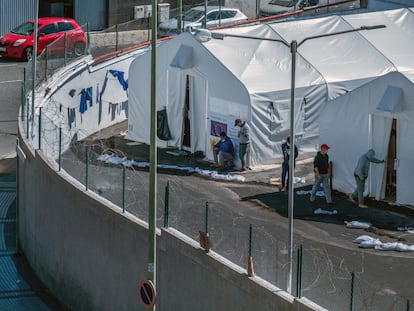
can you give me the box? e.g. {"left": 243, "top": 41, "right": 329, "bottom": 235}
{"left": 89, "top": 29, "right": 150, "bottom": 48}
{"left": 17, "top": 131, "right": 325, "bottom": 311}
{"left": 17, "top": 40, "right": 325, "bottom": 310}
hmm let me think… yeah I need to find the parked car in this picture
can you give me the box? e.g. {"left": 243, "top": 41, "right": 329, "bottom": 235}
{"left": 0, "top": 17, "right": 86, "bottom": 61}
{"left": 158, "top": 6, "right": 248, "bottom": 37}
{"left": 259, "top": 0, "right": 360, "bottom": 17}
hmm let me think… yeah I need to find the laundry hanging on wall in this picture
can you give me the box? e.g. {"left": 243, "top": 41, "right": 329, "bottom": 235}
{"left": 109, "top": 69, "right": 128, "bottom": 91}
{"left": 79, "top": 88, "right": 93, "bottom": 114}
{"left": 157, "top": 107, "right": 172, "bottom": 141}
{"left": 108, "top": 101, "right": 128, "bottom": 121}
{"left": 68, "top": 108, "right": 76, "bottom": 129}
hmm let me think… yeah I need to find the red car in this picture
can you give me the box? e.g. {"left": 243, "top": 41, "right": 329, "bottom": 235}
{"left": 0, "top": 17, "right": 86, "bottom": 61}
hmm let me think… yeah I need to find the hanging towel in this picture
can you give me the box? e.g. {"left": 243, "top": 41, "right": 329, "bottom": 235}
{"left": 68, "top": 108, "right": 76, "bottom": 129}
{"left": 96, "top": 83, "right": 100, "bottom": 104}
{"left": 99, "top": 74, "right": 109, "bottom": 125}
{"left": 157, "top": 108, "right": 172, "bottom": 140}
{"left": 109, "top": 69, "right": 128, "bottom": 91}
{"left": 79, "top": 89, "right": 88, "bottom": 114}
{"left": 87, "top": 87, "right": 93, "bottom": 107}
{"left": 109, "top": 102, "right": 118, "bottom": 121}
{"left": 122, "top": 101, "right": 128, "bottom": 118}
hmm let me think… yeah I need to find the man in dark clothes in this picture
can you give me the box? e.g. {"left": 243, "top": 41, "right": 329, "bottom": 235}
{"left": 280, "top": 136, "right": 298, "bottom": 191}
{"left": 310, "top": 144, "right": 334, "bottom": 205}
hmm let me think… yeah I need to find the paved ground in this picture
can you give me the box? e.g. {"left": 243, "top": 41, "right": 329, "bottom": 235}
{"left": 62, "top": 120, "right": 414, "bottom": 310}
{"left": 86, "top": 120, "right": 414, "bottom": 234}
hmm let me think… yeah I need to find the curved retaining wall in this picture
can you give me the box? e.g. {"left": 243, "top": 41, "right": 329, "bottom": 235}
{"left": 17, "top": 52, "right": 325, "bottom": 311}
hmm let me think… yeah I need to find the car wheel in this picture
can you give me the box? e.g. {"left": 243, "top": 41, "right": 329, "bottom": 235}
{"left": 73, "top": 42, "right": 85, "bottom": 57}
{"left": 24, "top": 47, "right": 33, "bottom": 62}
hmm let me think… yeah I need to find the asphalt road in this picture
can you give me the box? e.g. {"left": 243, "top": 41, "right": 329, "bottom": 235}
{"left": 0, "top": 58, "right": 24, "bottom": 161}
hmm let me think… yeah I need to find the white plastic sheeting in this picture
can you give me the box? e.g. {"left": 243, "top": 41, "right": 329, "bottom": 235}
{"left": 319, "top": 72, "right": 414, "bottom": 206}
{"left": 127, "top": 7, "right": 414, "bottom": 168}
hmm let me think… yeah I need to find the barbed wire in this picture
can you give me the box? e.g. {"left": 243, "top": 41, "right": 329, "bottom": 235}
{"left": 20, "top": 13, "right": 414, "bottom": 311}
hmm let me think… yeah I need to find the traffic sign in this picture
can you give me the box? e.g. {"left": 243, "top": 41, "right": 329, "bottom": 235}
{"left": 138, "top": 279, "right": 156, "bottom": 309}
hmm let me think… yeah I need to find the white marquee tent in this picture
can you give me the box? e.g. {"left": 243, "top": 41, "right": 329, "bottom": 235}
{"left": 319, "top": 71, "right": 414, "bottom": 206}
{"left": 127, "top": 7, "right": 414, "bottom": 168}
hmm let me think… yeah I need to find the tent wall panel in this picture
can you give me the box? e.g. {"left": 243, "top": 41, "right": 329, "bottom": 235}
{"left": 396, "top": 120, "right": 414, "bottom": 205}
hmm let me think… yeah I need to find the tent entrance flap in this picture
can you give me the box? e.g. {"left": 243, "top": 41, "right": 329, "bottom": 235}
{"left": 181, "top": 75, "right": 191, "bottom": 149}
{"left": 396, "top": 120, "right": 414, "bottom": 205}
{"left": 369, "top": 114, "right": 392, "bottom": 200}
{"left": 385, "top": 119, "right": 397, "bottom": 201}
{"left": 180, "top": 74, "right": 208, "bottom": 154}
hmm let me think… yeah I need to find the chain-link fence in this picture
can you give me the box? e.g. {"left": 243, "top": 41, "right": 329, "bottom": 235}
{"left": 19, "top": 11, "right": 414, "bottom": 311}
{"left": 23, "top": 92, "right": 414, "bottom": 310}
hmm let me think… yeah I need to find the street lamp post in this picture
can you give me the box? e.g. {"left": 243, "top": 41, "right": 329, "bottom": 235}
{"left": 198, "top": 24, "right": 385, "bottom": 294}
{"left": 149, "top": 0, "right": 158, "bottom": 309}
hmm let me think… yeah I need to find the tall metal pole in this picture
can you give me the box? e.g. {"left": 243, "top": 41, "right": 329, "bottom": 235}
{"left": 31, "top": 0, "right": 39, "bottom": 140}
{"left": 287, "top": 40, "right": 297, "bottom": 295}
{"left": 203, "top": 0, "right": 208, "bottom": 28}
{"left": 177, "top": 0, "right": 182, "bottom": 34}
{"left": 149, "top": 0, "right": 158, "bottom": 308}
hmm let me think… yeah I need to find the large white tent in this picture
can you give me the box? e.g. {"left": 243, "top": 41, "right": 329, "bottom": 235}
{"left": 127, "top": 7, "right": 414, "bottom": 167}
{"left": 319, "top": 71, "right": 414, "bottom": 206}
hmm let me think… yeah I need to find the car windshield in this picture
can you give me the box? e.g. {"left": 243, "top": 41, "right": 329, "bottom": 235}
{"left": 10, "top": 21, "right": 36, "bottom": 35}
{"left": 268, "top": 0, "right": 298, "bottom": 6}
{"left": 183, "top": 9, "right": 204, "bottom": 22}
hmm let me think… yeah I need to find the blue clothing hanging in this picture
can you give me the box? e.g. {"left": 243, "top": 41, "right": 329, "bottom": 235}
{"left": 109, "top": 69, "right": 128, "bottom": 91}
{"left": 79, "top": 89, "right": 88, "bottom": 114}
{"left": 87, "top": 87, "right": 93, "bottom": 107}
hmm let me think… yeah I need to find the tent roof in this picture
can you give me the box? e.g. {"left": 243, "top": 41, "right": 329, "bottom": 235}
{"left": 198, "top": 8, "right": 414, "bottom": 98}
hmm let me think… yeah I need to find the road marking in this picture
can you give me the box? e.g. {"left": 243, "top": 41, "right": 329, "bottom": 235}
{"left": 0, "top": 63, "right": 19, "bottom": 67}
{"left": 0, "top": 80, "right": 22, "bottom": 84}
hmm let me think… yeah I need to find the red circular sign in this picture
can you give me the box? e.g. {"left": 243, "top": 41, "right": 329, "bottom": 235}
{"left": 138, "top": 279, "right": 157, "bottom": 309}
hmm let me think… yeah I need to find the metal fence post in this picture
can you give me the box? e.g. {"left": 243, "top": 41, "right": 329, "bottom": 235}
{"left": 198, "top": 201, "right": 211, "bottom": 252}
{"left": 249, "top": 224, "right": 252, "bottom": 257}
{"left": 38, "top": 107, "right": 42, "bottom": 150}
{"left": 147, "top": 18, "right": 150, "bottom": 41}
{"left": 247, "top": 224, "right": 255, "bottom": 277}
{"left": 58, "top": 127, "right": 62, "bottom": 171}
{"left": 205, "top": 201, "right": 209, "bottom": 234}
{"left": 64, "top": 32, "right": 67, "bottom": 66}
{"left": 164, "top": 181, "right": 170, "bottom": 227}
{"left": 44, "top": 46, "right": 48, "bottom": 81}
{"left": 296, "top": 245, "right": 303, "bottom": 298}
{"left": 85, "top": 146, "right": 89, "bottom": 191}
{"left": 122, "top": 165, "right": 126, "bottom": 212}
{"left": 350, "top": 272, "right": 355, "bottom": 311}
{"left": 21, "top": 67, "right": 26, "bottom": 122}
{"left": 86, "top": 22, "right": 90, "bottom": 55}
{"left": 26, "top": 97, "right": 29, "bottom": 139}
{"left": 115, "top": 24, "right": 119, "bottom": 51}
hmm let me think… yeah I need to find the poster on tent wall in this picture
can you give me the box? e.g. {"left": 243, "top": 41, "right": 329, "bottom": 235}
{"left": 207, "top": 97, "right": 248, "bottom": 165}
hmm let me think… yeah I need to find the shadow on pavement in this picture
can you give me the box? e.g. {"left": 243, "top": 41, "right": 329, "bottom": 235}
{"left": 242, "top": 185, "right": 414, "bottom": 231}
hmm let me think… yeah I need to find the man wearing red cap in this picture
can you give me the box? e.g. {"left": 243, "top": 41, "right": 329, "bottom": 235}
{"left": 310, "top": 144, "right": 334, "bottom": 205}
